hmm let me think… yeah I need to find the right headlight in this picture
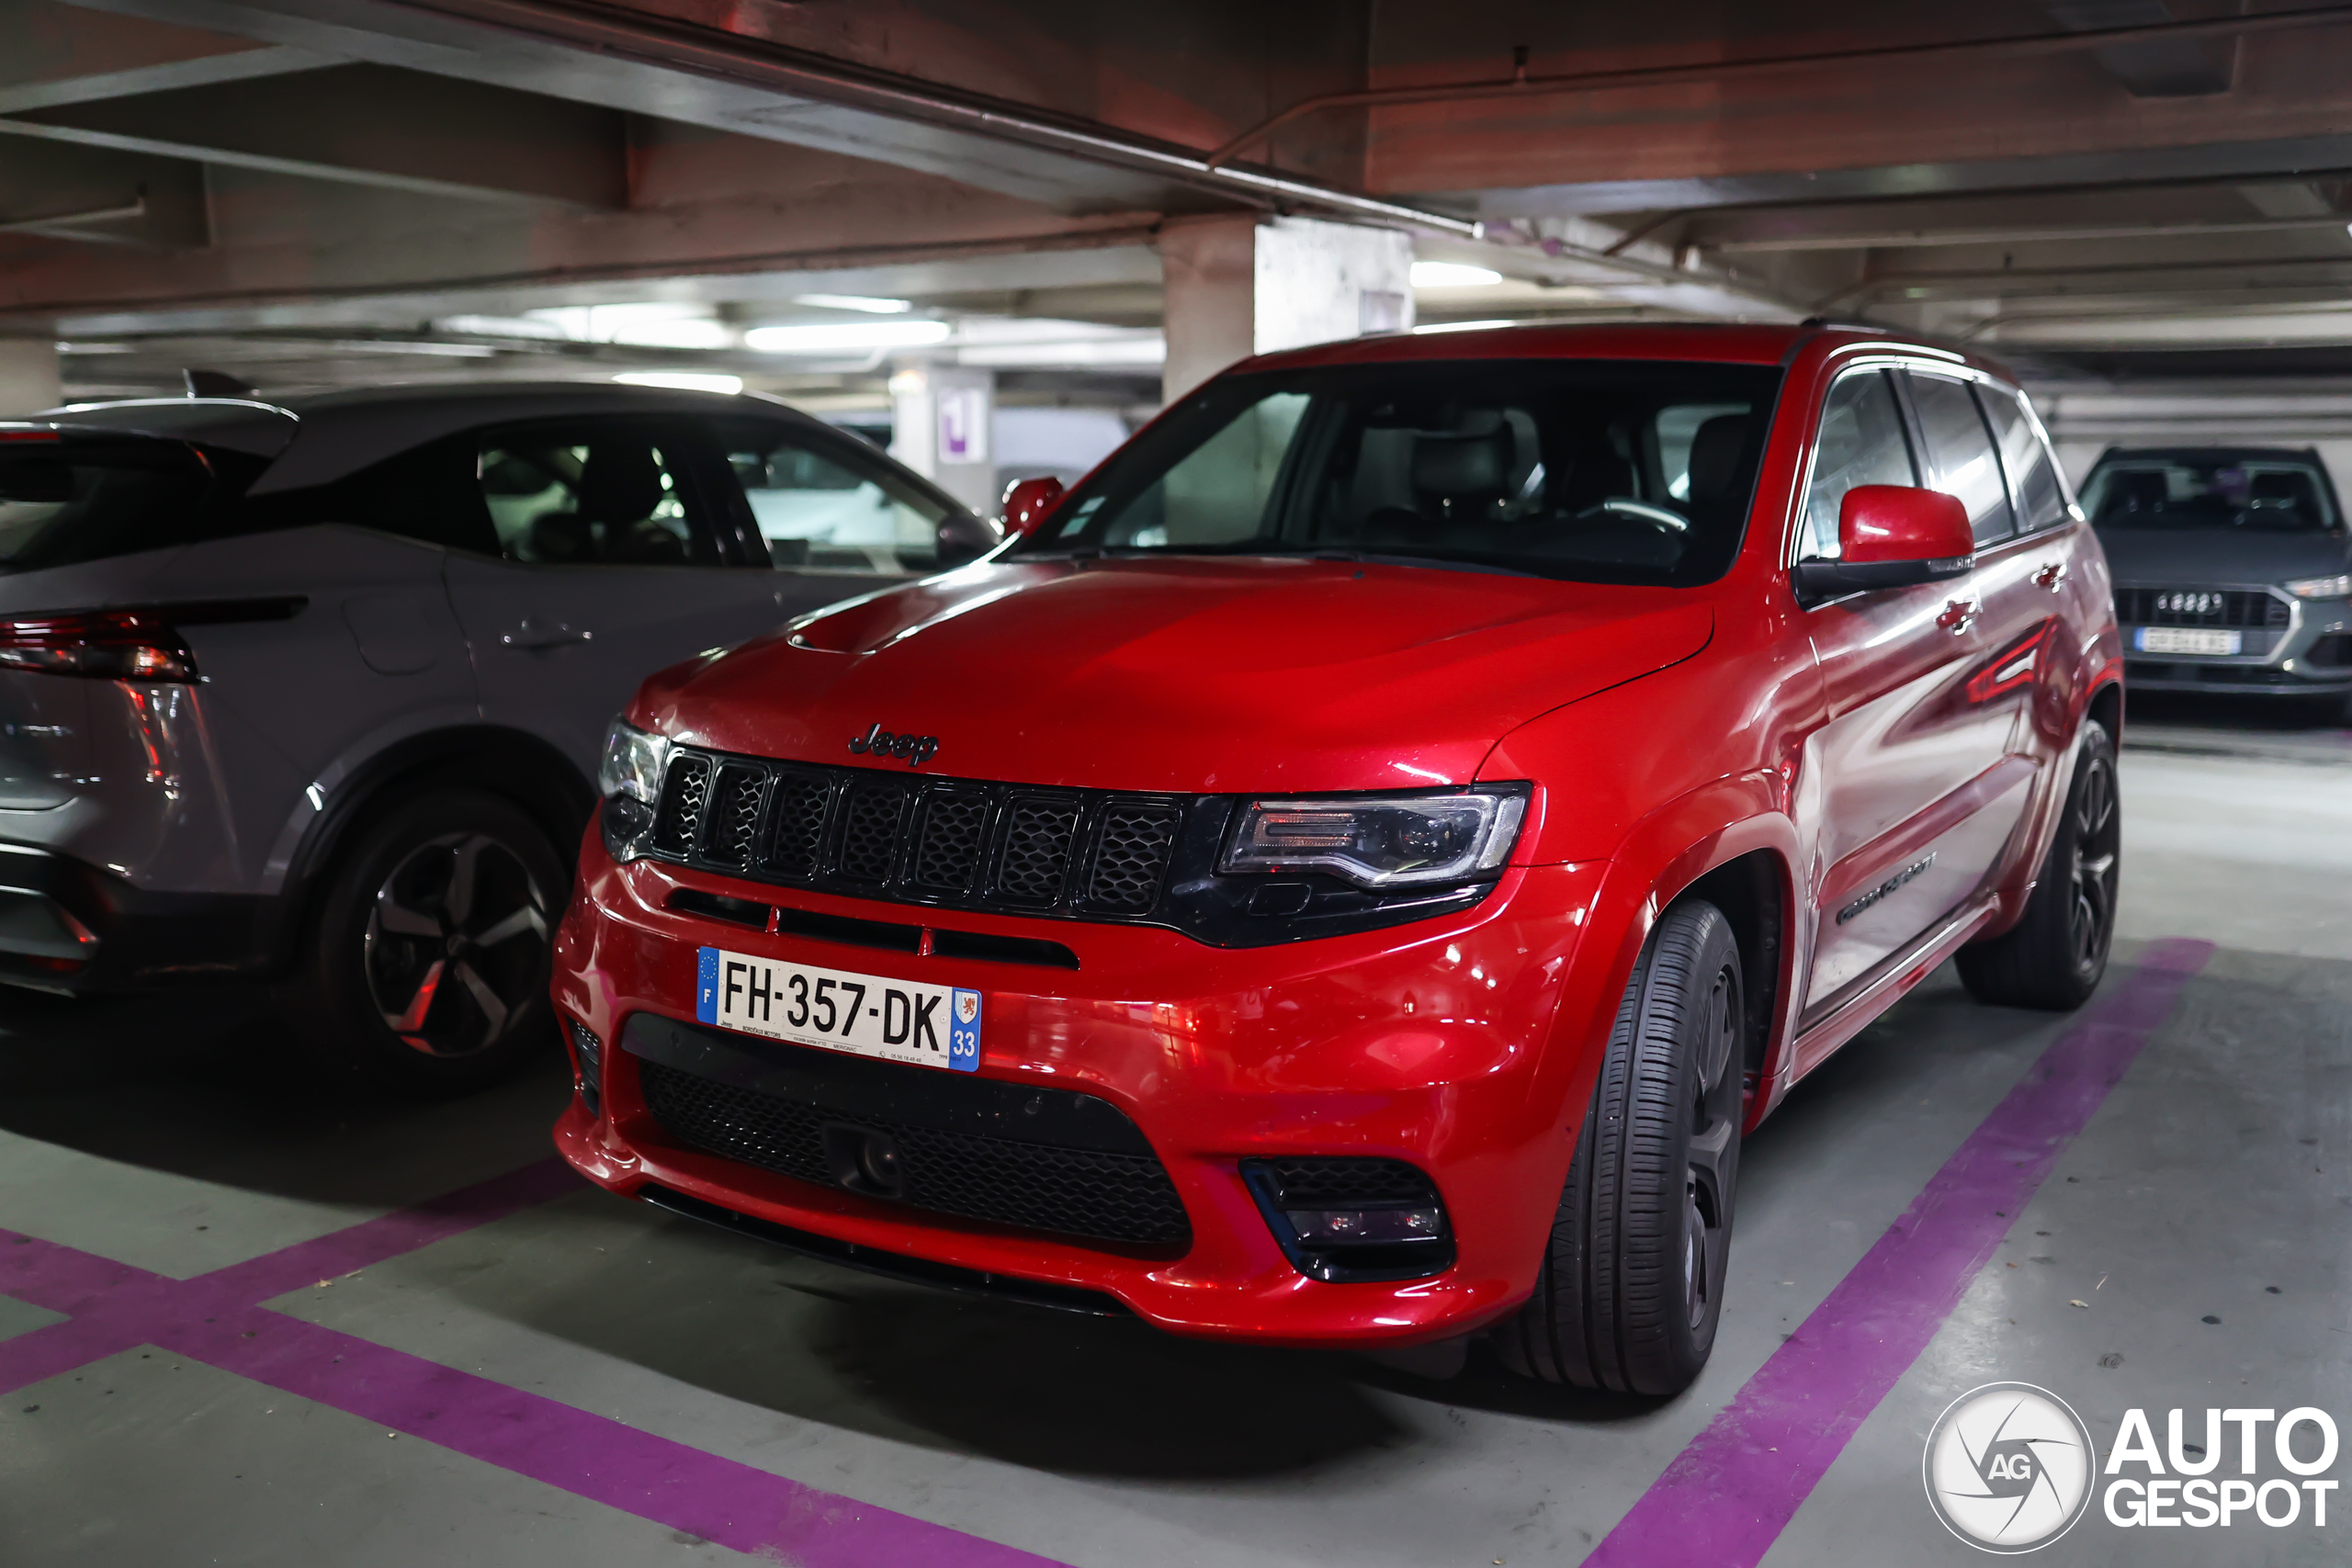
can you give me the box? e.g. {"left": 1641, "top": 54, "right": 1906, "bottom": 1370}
{"left": 597, "top": 717, "right": 672, "bottom": 862}
{"left": 1219, "top": 786, "right": 1529, "bottom": 888}
{"left": 2285, "top": 574, "right": 2352, "bottom": 599}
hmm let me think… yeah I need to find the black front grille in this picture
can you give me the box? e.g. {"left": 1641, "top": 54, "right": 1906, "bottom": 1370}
{"left": 639, "top": 1058, "right": 1191, "bottom": 1247}
{"left": 1251, "top": 1156, "right": 1440, "bottom": 1206}
{"left": 647, "top": 749, "right": 1186, "bottom": 924}
{"left": 2116, "top": 586, "right": 2290, "bottom": 629}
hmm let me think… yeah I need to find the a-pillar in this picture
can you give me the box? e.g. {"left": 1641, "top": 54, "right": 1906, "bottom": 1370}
{"left": 1159, "top": 214, "right": 1414, "bottom": 404}
{"left": 888, "top": 363, "right": 998, "bottom": 520}
{"left": 0, "top": 337, "right": 62, "bottom": 418}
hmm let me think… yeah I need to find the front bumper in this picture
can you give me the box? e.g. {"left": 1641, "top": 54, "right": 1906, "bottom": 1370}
{"left": 550, "top": 835, "right": 1611, "bottom": 1348}
{"left": 2120, "top": 591, "right": 2352, "bottom": 696}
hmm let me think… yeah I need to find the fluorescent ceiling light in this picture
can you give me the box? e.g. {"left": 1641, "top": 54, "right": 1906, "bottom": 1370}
{"left": 1411, "top": 319, "right": 1516, "bottom": 334}
{"left": 745, "top": 320, "right": 951, "bottom": 354}
{"left": 523, "top": 303, "right": 732, "bottom": 350}
{"left": 795, "top": 294, "right": 912, "bottom": 313}
{"left": 1411, "top": 261, "right": 1503, "bottom": 288}
{"left": 614, "top": 370, "right": 743, "bottom": 394}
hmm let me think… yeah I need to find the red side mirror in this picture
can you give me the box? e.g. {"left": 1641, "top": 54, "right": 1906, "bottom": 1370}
{"left": 1001, "top": 476, "right": 1065, "bottom": 536}
{"left": 1792, "top": 485, "right": 1975, "bottom": 603}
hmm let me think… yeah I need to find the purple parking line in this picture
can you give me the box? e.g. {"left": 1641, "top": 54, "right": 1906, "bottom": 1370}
{"left": 0, "top": 1156, "right": 1075, "bottom": 1566}
{"left": 1584, "top": 936, "right": 2214, "bottom": 1567}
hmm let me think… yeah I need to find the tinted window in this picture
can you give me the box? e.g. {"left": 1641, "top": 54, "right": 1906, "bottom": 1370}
{"left": 1799, "top": 369, "right": 1916, "bottom": 561}
{"left": 2081, "top": 456, "right": 2340, "bottom": 534}
{"left": 1908, "top": 372, "right": 2014, "bottom": 547}
{"left": 477, "top": 423, "right": 718, "bottom": 566}
{"left": 1034, "top": 360, "right": 1783, "bottom": 587}
{"left": 0, "top": 437, "right": 233, "bottom": 571}
{"left": 1981, "top": 388, "right": 2066, "bottom": 533}
{"left": 709, "top": 419, "right": 955, "bottom": 573}
{"left": 231, "top": 434, "right": 500, "bottom": 554}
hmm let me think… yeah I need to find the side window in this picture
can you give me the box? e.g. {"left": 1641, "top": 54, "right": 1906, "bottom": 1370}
{"left": 713, "top": 419, "right": 952, "bottom": 573}
{"left": 1907, "top": 372, "right": 2015, "bottom": 547}
{"left": 1800, "top": 369, "right": 1917, "bottom": 560}
{"left": 1979, "top": 388, "right": 2067, "bottom": 534}
{"left": 476, "top": 423, "right": 718, "bottom": 566}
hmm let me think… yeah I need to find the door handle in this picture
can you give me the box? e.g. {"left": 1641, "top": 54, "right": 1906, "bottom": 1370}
{"left": 1937, "top": 598, "right": 1978, "bottom": 635}
{"left": 2033, "top": 560, "right": 2069, "bottom": 592}
{"left": 501, "top": 620, "right": 594, "bottom": 651}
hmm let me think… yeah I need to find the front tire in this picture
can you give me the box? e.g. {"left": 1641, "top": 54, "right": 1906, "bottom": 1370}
{"left": 1955, "top": 718, "right": 2119, "bottom": 1010}
{"left": 283, "top": 788, "right": 567, "bottom": 1095}
{"left": 1495, "top": 900, "right": 1745, "bottom": 1395}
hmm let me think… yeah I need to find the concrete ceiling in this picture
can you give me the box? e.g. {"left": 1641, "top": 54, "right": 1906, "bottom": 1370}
{"left": 10, "top": 0, "right": 2352, "bottom": 401}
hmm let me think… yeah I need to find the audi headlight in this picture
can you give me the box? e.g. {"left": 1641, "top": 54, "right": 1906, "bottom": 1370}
{"left": 598, "top": 717, "right": 672, "bottom": 861}
{"left": 2285, "top": 574, "right": 2352, "bottom": 599}
{"left": 1220, "top": 786, "right": 1529, "bottom": 888}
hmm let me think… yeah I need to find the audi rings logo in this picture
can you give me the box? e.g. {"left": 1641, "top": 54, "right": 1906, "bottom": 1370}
{"left": 1924, "top": 1382, "right": 2097, "bottom": 1552}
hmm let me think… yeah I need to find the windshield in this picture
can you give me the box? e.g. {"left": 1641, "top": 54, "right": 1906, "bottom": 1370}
{"left": 2081, "top": 457, "right": 2341, "bottom": 535}
{"left": 1024, "top": 359, "right": 1784, "bottom": 585}
{"left": 0, "top": 436, "right": 229, "bottom": 571}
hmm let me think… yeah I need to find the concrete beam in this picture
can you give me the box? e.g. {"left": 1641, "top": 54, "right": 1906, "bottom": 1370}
{"left": 0, "top": 62, "right": 628, "bottom": 207}
{"left": 0, "top": 136, "right": 209, "bottom": 247}
{"left": 0, "top": 0, "right": 329, "bottom": 114}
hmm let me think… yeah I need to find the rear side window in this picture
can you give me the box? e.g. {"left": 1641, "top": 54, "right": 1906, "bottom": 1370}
{"left": 1907, "top": 372, "right": 2015, "bottom": 547}
{"left": 1799, "top": 370, "right": 1917, "bottom": 560}
{"left": 1981, "top": 389, "right": 2067, "bottom": 534}
{"left": 0, "top": 437, "right": 226, "bottom": 571}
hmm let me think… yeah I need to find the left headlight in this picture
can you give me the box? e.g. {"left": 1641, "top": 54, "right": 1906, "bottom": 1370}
{"left": 2286, "top": 574, "right": 2352, "bottom": 599}
{"left": 597, "top": 717, "right": 672, "bottom": 862}
{"left": 1219, "top": 785, "right": 1529, "bottom": 888}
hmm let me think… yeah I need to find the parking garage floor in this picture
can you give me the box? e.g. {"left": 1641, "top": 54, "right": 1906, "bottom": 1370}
{"left": 0, "top": 703, "right": 2344, "bottom": 1567}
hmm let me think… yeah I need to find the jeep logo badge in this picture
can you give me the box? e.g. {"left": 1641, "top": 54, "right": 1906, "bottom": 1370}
{"left": 848, "top": 722, "right": 939, "bottom": 768}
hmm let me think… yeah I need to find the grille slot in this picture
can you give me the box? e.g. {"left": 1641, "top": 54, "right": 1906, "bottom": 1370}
{"left": 911, "top": 789, "right": 990, "bottom": 893}
{"left": 702, "top": 763, "right": 766, "bottom": 866}
{"left": 994, "top": 795, "right": 1082, "bottom": 906}
{"left": 1254, "top": 1156, "right": 1439, "bottom": 1206}
{"left": 2116, "top": 586, "right": 2290, "bottom": 629}
{"left": 1087, "top": 804, "right": 1182, "bottom": 912}
{"left": 763, "top": 772, "right": 832, "bottom": 879}
{"left": 638, "top": 1058, "right": 1191, "bottom": 1246}
{"left": 651, "top": 753, "right": 712, "bottom": 857}
{"left": 836, "top": 781, "right": 910, "bottom": 884}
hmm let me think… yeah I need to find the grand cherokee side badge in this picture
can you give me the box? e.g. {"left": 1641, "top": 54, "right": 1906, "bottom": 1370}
{"left": 848, "top": 722, "right": 939, "bottom": 767}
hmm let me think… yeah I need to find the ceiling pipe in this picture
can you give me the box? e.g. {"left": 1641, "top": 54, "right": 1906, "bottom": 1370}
{"left": 1205, "top": 6, "right": 2352, "bottom": 169}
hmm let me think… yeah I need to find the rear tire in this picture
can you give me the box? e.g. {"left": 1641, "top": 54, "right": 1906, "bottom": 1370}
{"left": 1495, "top": 899, "right": 1745, "bottom": 1395}
{"left": 282, "top": 788, "right": 567, "bottom": 1096}
{"left": 1955, "top": 719, "right": 2119, "bottom": 1011}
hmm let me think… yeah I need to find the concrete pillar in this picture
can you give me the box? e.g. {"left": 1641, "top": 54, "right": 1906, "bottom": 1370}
{"left": 1159, "top": 215, "right": 1415, "bottom": 404}
{"left": 888, "top": 363, "right": 998, "bottom": 518}
{"left": 0, "top": 339, "right": 62, "bottom": 418}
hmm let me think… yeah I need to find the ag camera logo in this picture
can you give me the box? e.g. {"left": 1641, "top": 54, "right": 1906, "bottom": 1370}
{"left": 1923, "top": 1382, "right": 2096, "bottom": 1552}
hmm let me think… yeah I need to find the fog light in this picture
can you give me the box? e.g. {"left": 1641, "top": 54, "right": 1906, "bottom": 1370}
{"left": 566, "top": 1018, "right": 603, "bottom": 1114}
{"left": 1284, "top": 1207, "right": 1445, "bottom": 1245}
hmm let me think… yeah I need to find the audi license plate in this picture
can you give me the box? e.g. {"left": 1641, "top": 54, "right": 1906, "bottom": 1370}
{"left": 695, "top": 946, "right": 980, "bottom": 1072}
{"left": 2136, "top": 626, "right": 2240, "bottom": 656}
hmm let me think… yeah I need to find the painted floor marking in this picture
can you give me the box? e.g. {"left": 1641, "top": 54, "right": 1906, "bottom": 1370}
{"left": 0, "top": 1156, "right": 1070, "bottom": 1567}
{"left": 1583, "top": 937, "right": 2215, "bottom": 1566}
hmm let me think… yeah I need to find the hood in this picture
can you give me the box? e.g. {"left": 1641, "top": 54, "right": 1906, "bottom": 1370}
{"left": 639, "top": 557, "right": 1713, "bottom": 792}
{"left": 2095, "top": 524, "right": 2352, "bottom": 586}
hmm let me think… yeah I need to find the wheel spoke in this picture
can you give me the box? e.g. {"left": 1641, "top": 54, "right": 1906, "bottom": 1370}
{"left": 383, "top": 958, "right": 446, "bottom": 1033}
{"left": 453, "top": 959, "right": 510, "bottom": 1047}
{"left": 444, "top": 835, "right": 489, "bottom": 926}
{"left": 372, "top": 891, "right": 442, "bottom": 939}
{"left": 471, "top": 904, "right": 546, "bottom": 948}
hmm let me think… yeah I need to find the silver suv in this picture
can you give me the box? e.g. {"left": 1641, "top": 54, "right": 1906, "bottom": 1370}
{"left": 0, "top": 383, "right": 990, "bottom": 1090}
{"left": 2084, "top": 445, "right": 2352, "bottom": 707}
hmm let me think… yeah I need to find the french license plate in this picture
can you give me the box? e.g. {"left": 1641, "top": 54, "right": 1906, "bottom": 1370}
{"left": 2136, "top": 626, "right": 2240, "bottom": 656}
{"left": 695, "top": 946, "right": 980, "bottom": 1072}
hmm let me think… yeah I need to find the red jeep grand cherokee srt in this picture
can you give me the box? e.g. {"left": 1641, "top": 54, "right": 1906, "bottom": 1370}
{"left": 551, "top": 322, "right": 2120, "bottom": 1395}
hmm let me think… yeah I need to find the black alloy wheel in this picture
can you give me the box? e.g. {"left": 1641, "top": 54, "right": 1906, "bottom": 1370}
{"left": 285, "top": 788, "right": 569, "bottom": 1095}
{"left": 1956, "top": 718, "right": 2120, "bottom": 1011}
{"left": 1496, "top": 899, "right": 1746, "bottom": 1395}
{"left": 364, "top": 831, "right": 550, "bottom": 1059}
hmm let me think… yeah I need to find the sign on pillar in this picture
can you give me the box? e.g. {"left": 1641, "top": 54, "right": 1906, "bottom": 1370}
{"left": 888, "top": 364, "right": 998, "bottom": 520}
